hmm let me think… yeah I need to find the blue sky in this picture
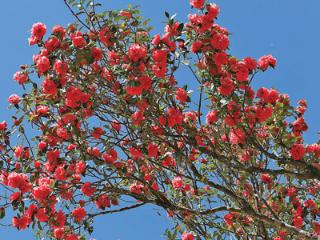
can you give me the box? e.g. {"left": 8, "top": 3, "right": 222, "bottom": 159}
{"left": 0, "top": 0, "right": 319, "bottom": 239}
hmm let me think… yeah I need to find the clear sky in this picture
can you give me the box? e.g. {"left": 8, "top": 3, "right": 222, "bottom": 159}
{"left": 0, "top": 0, "right": 319, "bottom": 239}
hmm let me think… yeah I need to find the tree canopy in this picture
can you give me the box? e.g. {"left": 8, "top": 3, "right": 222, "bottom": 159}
{"left": 0, "top": 0, "right": 319, "bottom": 239}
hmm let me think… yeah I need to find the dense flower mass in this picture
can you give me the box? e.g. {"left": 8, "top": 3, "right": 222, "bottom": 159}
{"left": 0, "top": 1, "right": 319, "bottom": 240}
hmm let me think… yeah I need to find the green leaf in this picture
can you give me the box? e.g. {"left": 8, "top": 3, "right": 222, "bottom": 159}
{"left": 0, "top": 208, "right": 5, "bottom": 219}
{"left": 37, "top": 221, "right": 43, "bottom": 231}
{"left": 143, "top": 19, "right": 150, "bottom": 26}
{"left": 178, "top": 23, "right": 184, "bottom": 31}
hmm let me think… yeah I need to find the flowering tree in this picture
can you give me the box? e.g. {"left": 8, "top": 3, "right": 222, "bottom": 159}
{"left": 0, "top": 0, "right": 319, "bottom": 239}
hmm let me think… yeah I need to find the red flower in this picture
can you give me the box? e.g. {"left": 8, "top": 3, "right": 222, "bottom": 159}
{"left": 224, "top": 213, "right": 234, "bottom": 226}
{"left": 10, "top": 192, "right": 21, "bottom": 202}
{"left": 182, "top": 232, "right": 194, "bottom": 240}
{"left": 151, "top": 182, "right": 159, "bottom": 191}
{"left": 293, "top": 216, "right": 303, "bottom": 229}
{"left": 175, "top": 88, "right": 188, "bottom": 103}
{"left": 91, "top": 47, "right": 103, "bottom": 61}
{"left": 255, "top": 106, "right": 273, "bottom": 122}
{"left": 32, "top": 185, "right": 52, "bottom": 201}
{"left": 12, "top": 215, "right": 31, "bottom": 230}
{"left": 292, "top": 117, "right": 308, "bottom": 135}
{"left": 52, "top": 25, "right": 66, "bottom": 39}
{"left": 54, "top": 60, "right": 68, "bottom": 75}
{"left": 218, "top": 77, "right": 234, "bottom": 96}
{"left": 206, "top": 110, "right": 218, "bottom": 125}
{"left": 71, "top": 31, "right": 86, "bottom": 48}
{"left": 92, "top": 127, "right": 104, "bottom": 139}
{"left": 147, "top": 143, "right": 158, "bottom": 158}
{"left": 119, "top": 10, "right": 132, "bottom": 18}
{"left": 152, "top": 49, "right": 167, "bottom": 63}
{"left": 235, "top": 62, "right": 249, "bottom": 82}
{"left": 87, "top": 147, "right": 100, "bottom": 157}
{"left": 36, "top": 56, "right": 50, "bottom": 75}
{"left": 56, "top": 127, "right": 69, "bottom": 140}
{"left": 189, "top": 0, "right": 205, "bottom": 9}
{"left": 290, "top": 143, "right": 306, "bottom": 160}
{"left": 152, "top": 34, "right": 161, "bottom": 45}
{"left": 207, "top": 3, "right": 220, "bottom": 19}
{"left": 172, "top": 176, "right": 183, "bottom": 189}
{"left": 72, "top": 207, "right": 86, "bottom": 222}
{"left": 95, "top": 194, "right": 111, "bottom": 209}
{"left": 243, "top": 57, "right": 257, "bottom": 71}
{"left": 167, "top": 107, "right": 184, "bottom": 127}
{"left": 258, "top": 54, "right": 277, "bottom": 71}
{"left": 81, "top": 182, "right": 96, "bottom": 197}
{"left": 152, "top": 63, "right": 167, "bottom": 78}
{"left": 130, "top": 147, "right": 143, "bottom": 160}
{"left": 36, "top": 208, "right": 49, "bottom": 222}
{"left": 102, "top": 149, "right": 118, "bottom": 164}
{"left": 53, "top": 228, "right": 64, "bottom": 239}
{"left": 229, "top": 129, "right": 245, "bottom": 144}
{"left": 313, "top": 222, "right": 320, "bottom": 235}
{"left": 162, "top": 155, "right": 176, "bottom": 167}
{"left": 65, "top": 234, "right": 79, "bottom": 240}
{"left": 191, "top": 40, "right": 202, "bottom": 53}
{"left": 99, "top": 27, "right": 112, "bottom": 47}
{"left": 42, "top": 78, "right": 57, "bottom": 95}
{"left": 126, "top": 75, "right": 152, "bottom": 96}
{"left": 129, "top": 183, "right": 144, "bottom": 194}
{"left": 267, "top": 89, "right": 280, "bottom": 104}
{"left": 25, "top": 204, "right": 37, "bottom": 218}
{"left": 0, "top": 121, "right": 7, "bottom": 131}
{"left": 65, "top": 86, "right": 90, "bottom": 108}
{"left": 214, "top": 52, "right": 228, "bottom": 66}
{"left": 126, "top": 85, "right": 142, "bottom": 95}
{"left": 13, "top": 71, "right": 28, "bottom": 84}
{"left": 31, "top": 22, "right": 46, "bottom": 40}
{"left": 210, "top": 33, "right": 229, "bottom": 51}
{"left": 131, "top": 111, "right": 145, "bottom": 126}
{"left": 8, "top": 94, "right": 20, "bottom": 105}
{"left": 76, "top": 161, "right": 86, "bottom": 174}
{"left": 36, "top": 105, "right": 49, "bottom": 115}
{"left": 45, "top": 36, "right": 60, "bottom": 51}
{"left": 54, "top": 166, "right": 67, "bottom": 181}
{"left": 128, "top": 44, "right": 147, "bottom": 62}
{"left": 7, "top": 172, "right": 31, "bottom": 193}
{"left": 261, "top": 174, "right": 272, "bottom": 184}
{"left": 47, "top": 149, "right": 60, "bottom": 165}
{"left": 50, "top": 210, "right": 66, "bottom": 229}
{"left": 111, "top": 121, "right": 121, "bottom": 132}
